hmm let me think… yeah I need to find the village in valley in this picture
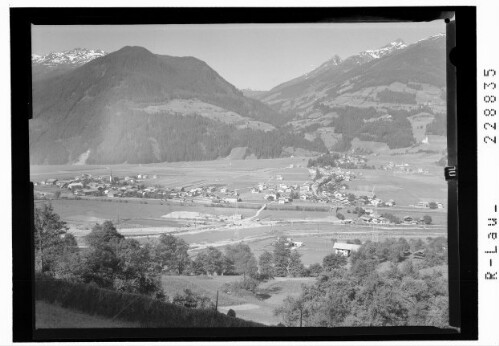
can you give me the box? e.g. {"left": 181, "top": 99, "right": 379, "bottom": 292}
{"left": 29, "top": 25, "right": 451, "bottom": 328}
{"left": 33, "top": 150, "right": 445, "bottom": 233}
{"left": 32, "top": 151, "right": 448, "bottom": 325}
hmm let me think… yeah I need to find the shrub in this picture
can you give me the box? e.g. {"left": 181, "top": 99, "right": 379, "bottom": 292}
{"left": 423, "top": 215, "right": 432, "bottom": 225}
{"left": 172, "top": 288, "right": 215, "bottom": 309}
{"left": 381, "top": 213, "right": 401, "bottom": 224}
{"left": 322, "top": 253, "right": 347, "bottom": 271}
{"left": 227, "top": 309, "right": 236, "bottom": 318}
{"left": 308, "top": 263, "right": 323, "bottom": 277}
{"left": 222, "top": 277, "right": 261, "bottom": 295}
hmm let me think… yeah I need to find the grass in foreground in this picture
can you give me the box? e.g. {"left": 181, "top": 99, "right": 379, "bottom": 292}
{"left": 36, "top": 301, "right": 140, "bottom": 329}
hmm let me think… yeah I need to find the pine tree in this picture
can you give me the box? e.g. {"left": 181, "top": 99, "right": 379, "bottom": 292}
{"left": 34, "top": 203, "right": 72, "bottom": 274}
{"left": 259, "top": 250, "right": 275, "bottom": 280}
{"left": 288, "top": 250, "right": 305, "bottom": 277}
{"left": 273, "top": 238, "right": 291, "bottom": 277}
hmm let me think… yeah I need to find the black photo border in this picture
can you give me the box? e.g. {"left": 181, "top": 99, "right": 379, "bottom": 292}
{"left": 11, "top": 6, "right": 477, "bottom": 342}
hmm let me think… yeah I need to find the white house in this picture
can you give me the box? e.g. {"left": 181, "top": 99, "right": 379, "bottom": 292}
{"left": 332, "top": 243, "right": 361, "bottom": 257}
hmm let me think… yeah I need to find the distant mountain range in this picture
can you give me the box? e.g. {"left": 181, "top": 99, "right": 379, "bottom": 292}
{"left": 255, "top": 34, "right": 445, "bottom": 114}
{"left": 32, "top": 48, "right": 108, "bottom": 81}
{"left": 30, "top": 34, "right": 446, "bottom": 164}
{"left": 251, "top": 34, "right": 446, "bottom": 151}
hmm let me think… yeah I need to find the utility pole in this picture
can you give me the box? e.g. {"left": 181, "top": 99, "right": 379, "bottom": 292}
{"left": 215, "top": 290, "right": 219, "bottom": 312}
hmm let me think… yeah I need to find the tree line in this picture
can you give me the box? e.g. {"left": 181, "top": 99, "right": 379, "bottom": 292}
{"left": 311, "top": 105, "right": 416, "bottom": 150}
{"left": 34, "top": 204, "right": 313, "bottom": 309}
{"left": 31, "top": 108, "right": 327, "bottom": 165}
{"left": 274, "top": 237, "right": 449, "bottom": 327}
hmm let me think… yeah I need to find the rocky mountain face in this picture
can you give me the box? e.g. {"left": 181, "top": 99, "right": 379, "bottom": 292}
{"left": 30, "top": 46, "right": 323, "bottom": 165}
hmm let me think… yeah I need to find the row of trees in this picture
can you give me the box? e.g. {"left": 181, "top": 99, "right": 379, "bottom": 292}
{"left": 36, "top": 204, "right": 307, "bottom": 303}
{"left": 36, "top": 204, "right": 166, "bottom": 299}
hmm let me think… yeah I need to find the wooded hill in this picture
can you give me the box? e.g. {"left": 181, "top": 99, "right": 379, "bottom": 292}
{"left": 30, "top": 46, "right": 306, "bottom": 164}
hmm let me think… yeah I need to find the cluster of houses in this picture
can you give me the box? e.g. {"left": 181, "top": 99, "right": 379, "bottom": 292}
{"left": 334, "top": 154, "right": 370, "bottom": 169}
{"left": 309, "top": 167, "right": 397, "bottom": 208}
{"left": 414, "top": 201, "right": 444, "bottom": 209}
{"left": 250, "top": 181, "right": 298, "bottom": 204}
{"left": 243, "top": 163, "right": 399, "bottom": 209}
{"left": 347, "top": 210, "right": 434, "bottom": 226}
{"left": 381, "top": 162, "right": 430, "bottom": 175}
{"left": 34, "top": 173, "right": 243, "bottom": 204}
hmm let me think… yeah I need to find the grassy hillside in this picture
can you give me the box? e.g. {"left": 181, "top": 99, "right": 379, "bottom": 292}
{"left": 36, "top": 301, "right": 140, "bottom": 328}
{"left": 161, "top": 275, "right": 314, "bottom": 325}
{"left": 36, "top": 274, "right": 264, "bottom": 328}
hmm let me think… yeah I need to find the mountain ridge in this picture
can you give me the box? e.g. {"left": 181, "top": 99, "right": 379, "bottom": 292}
{"left": 30, "top": 46, "right": 321, "bottom": 165}
{"left": 256, "top": 33, "right": 446, "bottom": 113}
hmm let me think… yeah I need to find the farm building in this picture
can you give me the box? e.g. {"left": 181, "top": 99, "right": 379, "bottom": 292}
{"left": 333, "top": 243, "right": 361, "bottom": 257}
{"left": 67, "top": 182, "right": 84, "bottom": 191}
{"left": 224, "top": 197, "right": 239, "bottom": 203}
{"left": 416, "top": 201, "right": 429, "bottom": 208}
{"left": 264, "top": 193, "right": 277, "bottom": 201}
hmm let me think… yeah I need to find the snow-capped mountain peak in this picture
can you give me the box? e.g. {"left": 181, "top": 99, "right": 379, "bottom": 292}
{"left": 360, "top": 39, "right": 407, "bottom": 60}
{"left": 416, "top": 33, "right": 446, "bottom": 43}
{"left": 32, "top": 48, "right": 108, "bottom": 67}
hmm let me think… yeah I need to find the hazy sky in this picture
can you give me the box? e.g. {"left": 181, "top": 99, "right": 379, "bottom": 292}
{"left": 32, "top": 22, "right": 445, "bottom": 90}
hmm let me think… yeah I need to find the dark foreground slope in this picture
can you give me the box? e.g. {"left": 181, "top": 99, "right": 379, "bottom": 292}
{"left": 36, "top": 301, "right": 141, "bottom": 328}
{"left": 36, "top": 275, "right": 264, "bottom": 328}
{"left": 30, "top": 46, "right": 312, "bottom": 165}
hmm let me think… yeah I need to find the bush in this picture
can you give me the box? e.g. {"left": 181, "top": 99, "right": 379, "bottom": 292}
{"left": 308, "top": 263, "right": 323, "bottom": 277}
{"left": 381, "top": 213, "right": 401, "bottom": 224}
{"left": 172, "top": 288, "right": 215, "bottom": 309}
{"left": 322, "top": 253, "right": 347, "bottom": 271}
{"left": 222, "top": 277, "right": 261, "bottom": 295}
{"left": 423, "top": 215, "right": 432, "bottom": 225}
{"left": 227, "top": 309, "right": 236, "bottom": 318}
{"left": 336, "top": 212, "right": 345, "bottom": 220}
